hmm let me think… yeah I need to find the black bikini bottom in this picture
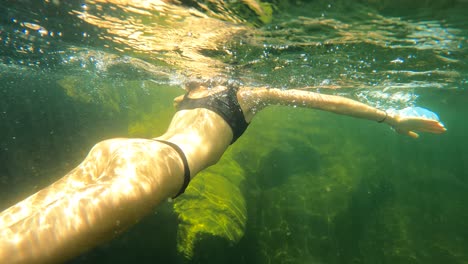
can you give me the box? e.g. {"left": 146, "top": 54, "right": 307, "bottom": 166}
{"left": 153, "top": 139, "right": 191, "bottom": 198}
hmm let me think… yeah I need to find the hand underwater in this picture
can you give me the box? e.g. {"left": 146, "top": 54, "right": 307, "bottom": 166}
{"left": 385, "top": 107, "right": 447, "bottom": 138}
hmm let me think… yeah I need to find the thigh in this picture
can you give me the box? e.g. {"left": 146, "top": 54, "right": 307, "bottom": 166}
{"left": 0, "top": 138, "right": 125, "bottom": 228}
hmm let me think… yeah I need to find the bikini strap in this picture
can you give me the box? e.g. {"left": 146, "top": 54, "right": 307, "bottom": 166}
{"left": 176, "top": 86, "right": 249, "bottom": 144}
{"left": 153, "top": 139, "right": 191, "bottom": 198}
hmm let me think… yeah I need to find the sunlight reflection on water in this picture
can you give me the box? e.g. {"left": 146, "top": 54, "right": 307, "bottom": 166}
{"left": 0, "top": 0, "right": 466, "bottom": 108}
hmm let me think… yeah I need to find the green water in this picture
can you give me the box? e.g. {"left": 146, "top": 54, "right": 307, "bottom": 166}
{"left": 0, "top": 1, "right": 467, "bottom": 263}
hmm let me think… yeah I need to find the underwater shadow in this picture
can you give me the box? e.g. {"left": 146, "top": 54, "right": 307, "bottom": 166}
{"left": 333, "top": 176, "right": 396, "bottom": 264}
{"left": 256, "top": 141, "right": 321, "bottom": 189}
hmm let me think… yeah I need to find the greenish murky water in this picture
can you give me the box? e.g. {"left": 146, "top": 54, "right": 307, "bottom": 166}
{"left": 1, "top": 0, "right": 467, "bottom": 263}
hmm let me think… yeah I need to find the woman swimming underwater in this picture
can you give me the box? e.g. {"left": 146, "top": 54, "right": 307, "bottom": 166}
{"left": 0, "top": 82, "right": 446, "bottom": 263}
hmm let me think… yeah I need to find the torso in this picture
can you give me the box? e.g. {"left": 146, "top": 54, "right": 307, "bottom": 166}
{"left": 156, "top": 108, "right": 233, "bottom": 177}
{"left": 159, "top": 85, "right": 268, "bottom": 177}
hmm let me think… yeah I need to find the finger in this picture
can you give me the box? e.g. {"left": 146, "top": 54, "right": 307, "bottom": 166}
{"left": 426, "top": 120, "right": 446, "bottom": 129}
{"left": 408, "top": 131, "right": 419, "bottom": 138}
{"left": 418, "top": 125, "right": 447, "bottom": 133}
{"left": 415, "top": 120, "right": 447, "bottom": 133}
{"left": 434, "top": 123, "right": 447, "bottom": 132}
{"left": 396, "top": 128, "right": 419, "bottom": 138}
{"left": 428, "top": 127, "right": 447, "bottom": 133}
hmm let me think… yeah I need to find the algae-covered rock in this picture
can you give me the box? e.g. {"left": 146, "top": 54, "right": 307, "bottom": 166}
{"left": 57, "top": 75, "right": 123, "bottom": 117}
{"left": 125, "top": 83, "right": 181, "bottom": 138}
{"left": 57, "top": 73, "right": 181, "bottom": 138}
{"left": 229, "top": 106, "right": 376, "bottom": 264}
{"left": 173, "top": 151, "right": 247, "bottom": 259}
{"left": 225, "top": 103, "right": 468, "bottom": 264}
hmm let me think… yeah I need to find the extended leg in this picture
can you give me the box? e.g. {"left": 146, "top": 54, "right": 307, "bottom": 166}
{"left": 0, "top": 138, "right": 185, "bottom": 264}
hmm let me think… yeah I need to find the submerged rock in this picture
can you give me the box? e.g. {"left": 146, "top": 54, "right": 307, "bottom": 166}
{"left": 173, "top": 152, "right": 247, "bottom": 259}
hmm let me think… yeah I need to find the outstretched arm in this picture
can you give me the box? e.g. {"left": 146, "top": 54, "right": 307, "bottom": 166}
{"left": 238, "top": 87, "right": 446, "bottom": 138}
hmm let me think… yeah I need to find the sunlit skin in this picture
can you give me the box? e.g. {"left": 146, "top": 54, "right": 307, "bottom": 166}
{"left": 0, "top": 85, "right": 446, "bottom": 263}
